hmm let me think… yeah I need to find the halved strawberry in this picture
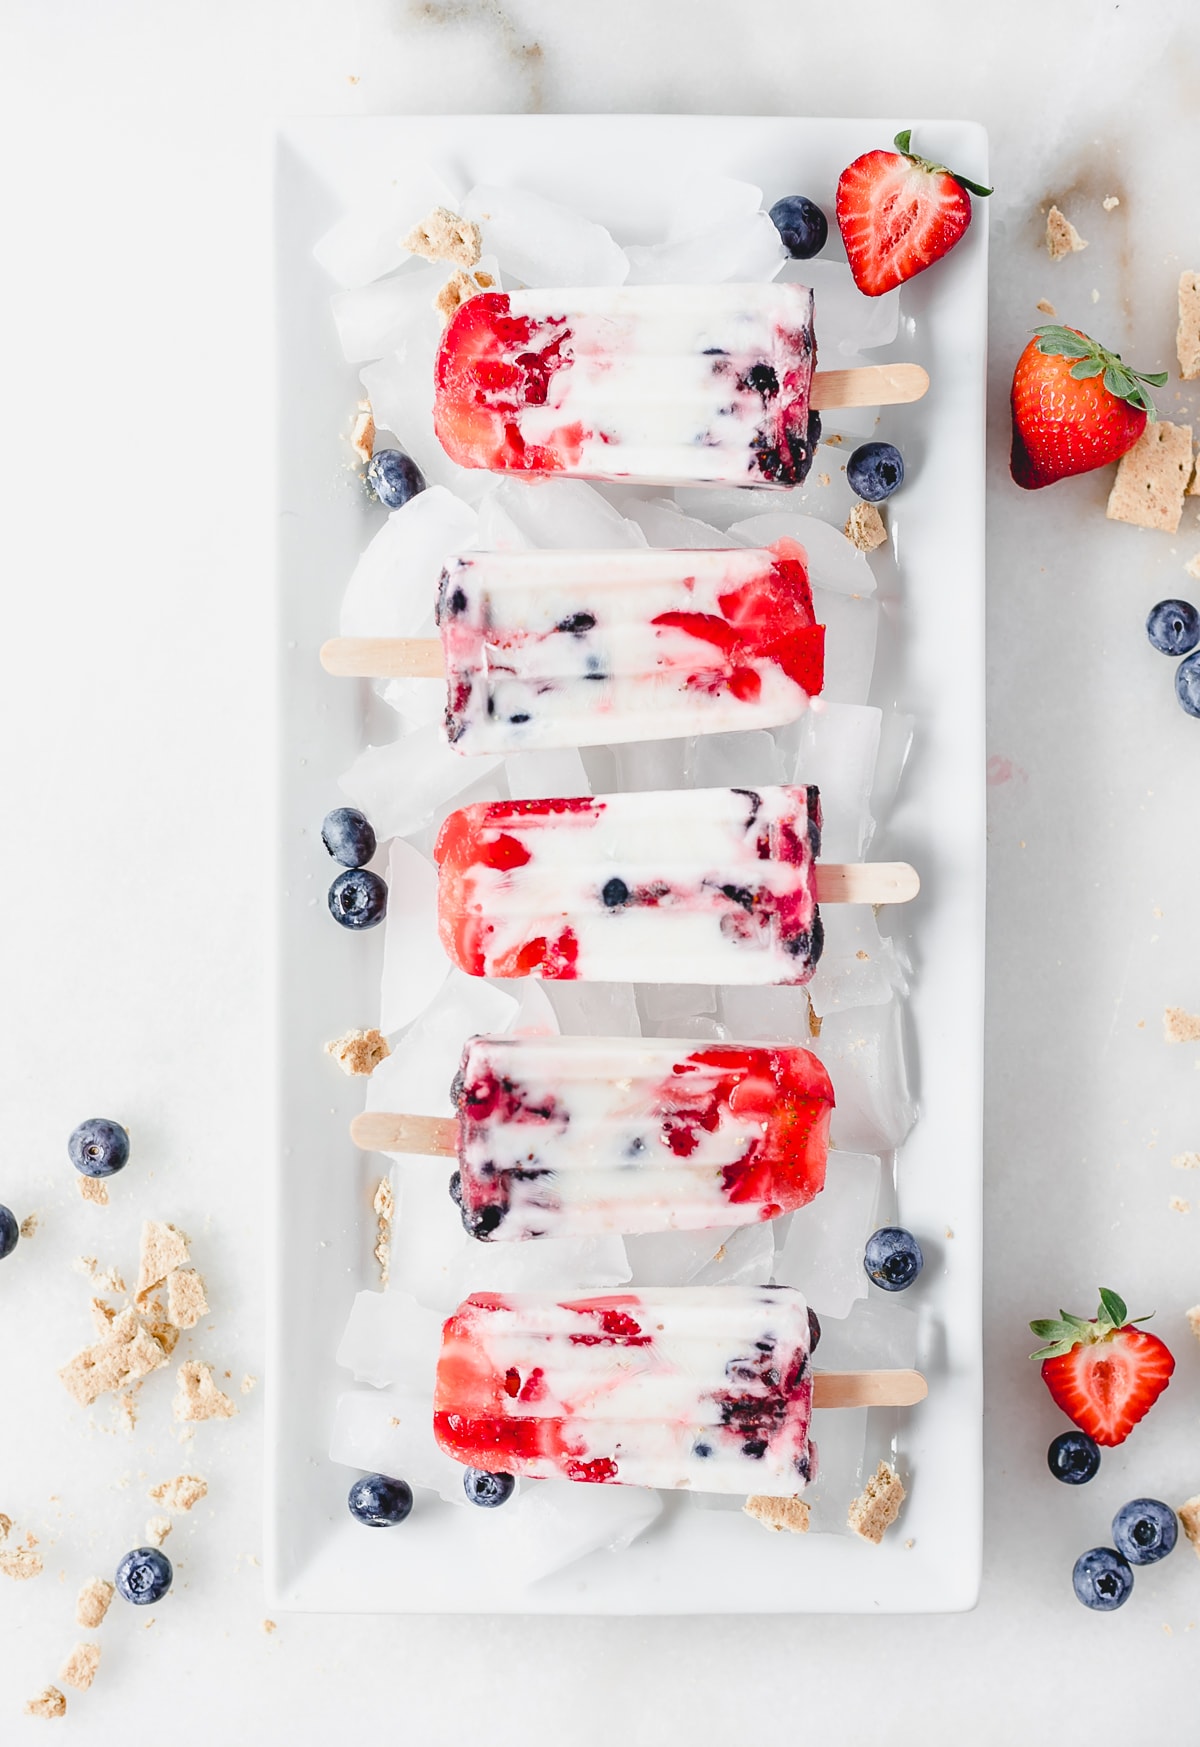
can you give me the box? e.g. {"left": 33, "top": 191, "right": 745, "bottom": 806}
{"left": 835, "top": 129, "right": 991, "bottom": 298}
{"left": 1010, "top": 325, "right": 1167, "bottom": 489}
{"left": 1030, "top": 1288, "right": 1175, "bottom": 1447}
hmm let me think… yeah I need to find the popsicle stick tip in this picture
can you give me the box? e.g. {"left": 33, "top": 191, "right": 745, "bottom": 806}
{"left": 815, "top": 862, "right": 920, "bottom": 906}
{"left": 809, "top": 362, "right": 930, "bottom": 411}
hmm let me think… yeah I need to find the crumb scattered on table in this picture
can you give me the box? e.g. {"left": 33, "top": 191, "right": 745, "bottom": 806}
{"left": 173, "top": 1361, "right": 236, "bottom": 1424}
{"left": 59, "top": 1306, "right": 168, "bottom": 1408}
{"left": 1107, "top": 422, "right": 1193, "bottom": 533}
{"left": 904, "top": 1537, "right": 915, "bottom": 1549}
{"left": 325, "top": 1027, "right": 390, "bottom": 1077}
{"left": 844, "top": 501, "right": 887, "bottom": 553}
{"left": 166, "top": 1267, "right": 209, "bottom": 1330}
{"left": 743, "top": 1495, "right": 810, "bottom": 1534}
{"left": 0, "top": 1545, "right": 44, "bottom": 1580}
{"left": 149, "top": 1473, "right": 207, "bottom": 1514}
{"left": 78, "top": 1177, "right": 108, "bottom": 1206}
{"left": 1046, "top": 205, "right": 1088, "bottom": 259}
{"left": 1178, "top": 273, "right": 1200, "bottom": 382}
{"left": 1164, "top": 1006, "right": 1200, "bottom": 1043}
{"left": 435, "top": 269, "right": 479, "bottom": 323}
{"left": 240, "top": 1374, "right": 257, "bottom": 1395}
{"left": 945, "top": 1226, "right": 955, "bottom": 1239}
{"left": 847, "top": 1462, "right": 906, "bottom": 1544}
{"left": 474, "top": 270, "right": 495, "bottom": 289}
{"left": 136, "top": 1221, "right": 191, "bottom": 1302}
{"left": 263, "top": 1618, "right": 277, "bottom": 1634}
{"left": 145, "top": 1516, "right": 172, "bottom": 1548}
{"left": 350, "top": 398, "right": 375, "bottom": 465}
{"left": 1171, "top": 1154, "right": 1200, "bottom": 1171}
{"left": 1180, "top": 1495, "right": 1200, "bottom": 1559}
{"left": 19, "top": 1213, "right": 38, "bottom": 1239}
{"left": 75, "top": 1577, "right": 114, "bottom": 1629}
{"left": 59, "top": 1643, "right": 100, "bottom": 1693}
{"left": 24, "top": 1686, "right": 66, "bottom": 1719}
{"left": 1187, "top": 1307, "right": 1200, "bottom": 1346}
{"left": 1102, "top": 194, "right": 1121, "bottom": 211}
{"left": 403, "top": 206, "right": 482, "bottom": 269}
{"left": 1170, "top": 1197, "right": 1191, "bottom": 1214}
{"left": 1036, "top": 297, "right": 1057, "bottom": 316}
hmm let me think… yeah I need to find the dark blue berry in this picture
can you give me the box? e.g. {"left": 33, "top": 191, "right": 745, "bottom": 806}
{"left": 115, "top": 1547, "right": 173, "bottom": 1605}
{"left": 68, "top": 1118, "right": 130, "bottom": 1179}
{"left": 768, "top": 195, "right": 829, "bottom": 261}
{"left": 463, "top": 1468, "right": 515, "bottom": 1508}
{"left": 1072, "top": 1546, "right": 1133, "bottom": 1611}
{"left": 602, "top": 878, "right": 630, "bottom": 908}
{"left": 448, "top": 1170, "right": 463, "bottom": 1207}
{"left": 847, "top": 442, "right": 905, "bottom": 502}
{"left": 347, "top": 1473, "right": 413, "bottom": 1526}
{"left": 0, "top": 1205, "right": 18, "bottom": 1260}
{"left": 328, "top": 868, "right": 388, "bottom": 930}
{"left": 321, "top": 806, "right": 377, "bottom": 869}
{"left": 1176, "top": 650, "right": 1200, "bottom": 717}
{"left": 1112, "top": 1498, "right": 1177, "bottom": 1565}
{"left": 807, "top": 1307, "right": 821, "bottom": 1352}
{"left": 1047, "top": 1430, "right": 1100, "bottom": 1485}
{"left": 1146, "top": 599, "right": 1200, "bottom": 656}
{"left": 863, "top": 1226, "right": 924, "bottom": 1292}
{"left": 366, "top": 448, "right": 426, "bottom": 510}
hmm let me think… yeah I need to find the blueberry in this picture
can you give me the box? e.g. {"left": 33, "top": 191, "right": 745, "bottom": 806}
{"left": 0, "top": 1205, "right": 18, "bottom": 1260}
{"left": 1146, "top": 598, "right": 1200, "bottom": 656}
{"left": 768, "top": 195, "right": 829, "bottom": 261}
{"left": 1072, "top": 1546, "right": 1134, "bottom": 1612}
{"left": 328, "top": 868, "right": 388, "bottom": 930}
{"left": 847, "top": 441, "right": 905, "bottom": 502}
{"left": 1176, "top": 650, "right": 1200, "bottom": 718}
{"left": 366, "top": 447, "right": 426, "bottom": 510}
{"left": 1047, "top": 1430, "right": 1101, "bottom": 1485}
{"left": 602, "top": 877, "right": 630, "bottom": 908}
{"left": 863, "top": 1226, "right": 924, "bottom": 1292}
{"left": 347, "top": 1473, "right": 413, "bottom": 1527}
{"left": 448, "top": 1170, "right": 463, "bottom": 1207}
{"left": 463, "top": 1468, "right": 515, "bottom": 1508}
{"left": 1112, "top": 1498, "right": 1178, "bottom": 1566}
{"left": 807, "top": 1307, "right": 821, "bottom": 1352}
{"left": 321, "top": 807, "right": 377, "bottom": 869}
{"left": 68, "top": 1118, "right": 130, "bottom": 1180}
{"left": 115, "top": 1547, "right": 172, "bottom": 1606}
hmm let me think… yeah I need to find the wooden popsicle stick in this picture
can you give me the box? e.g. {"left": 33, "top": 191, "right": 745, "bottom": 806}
{"left": 321, "top": 637, "right": 443, "bottom": 679}
{"left": 815, "top": 861, "right": 919, "bottom": 905}
{"left": 350, "top": 1111, "right": 457, "bottom": 1156}
{"left": 810, "top": 362, "right": 929, "bottom": 410}
{"left": 813, "top": 1369, "right": 927, "bottom": 1409}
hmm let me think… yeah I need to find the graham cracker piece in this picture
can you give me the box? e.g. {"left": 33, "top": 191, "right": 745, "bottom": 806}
{"left": 1178, "top": 273, "right": 1200, "bottom": 381}
{"left": 351, "top": 398, "right": 375, "bottom": 465}
{"left": 844, "top": 501, "right": 887, "bottom": 553}
{"left": 1046, "top": 205, "right": 1088, "bottom": 259}
{"left": 135, "top": 1221, "right": 190, "bottom": 1301}
{"left": 166, "top": 1268, "right": 209, "bottom": 1330}
{"left": 90, "top": 1297, "right": 117, "bottom": 1337}
{"left": 60, "top": 1643, "right": 100, "bottom": 1693}
{"left": 24, "top": 1687, "right": 66, "bottom": 1719}
{"left": 0, "top": 1513, "right": 10, "bottom": 1541}
{"left": 373, "top": 1176, "right": 394, "bottom": 1289}
{"left": 75, "top": 1576, "right": 114, "bottom": 1629}
{"left": 19, "top": 1213, "right": 38, "bottom": 1239}
{"left": 148, "top": 1474, "right": 207, "bottom": 1514}
{"left": 1106, "top": 421, "right": 1193, "bottom": 533}
{"left": 435, "top": 270, "right": 478, "bottom": 323}
{"left": 0, "top": 1546, "right": 44, "bottom": 1580}
{"left": 1164, "top": 1006, "right": 1200, "bottom": 1043}
{"left": 1179, "top": 1495, "right": 1200, "bottom": 1559}
{"left": 404, "top": 206, "right": 481, "bottom": 269}
{"left": 78, "top": 1176, "right": 108, "bottom": 1206}
{"left": 744, "top": 1495, "right": 811, "bottom": 1534}
{"left": 847, "top": 1461, "right": 906, "bottom": 1544}
{"left": 173, "top": 1361, "right": 236, "bottom": 1423}
{"left": 59, "top": 1306, "right": 169, "bottom": 1408}
{"left": 325, "top": 1027, "right": 391, "bottom": 1077}
{"left": 1035, "top": 298, "right": 1057, "bottom": 317}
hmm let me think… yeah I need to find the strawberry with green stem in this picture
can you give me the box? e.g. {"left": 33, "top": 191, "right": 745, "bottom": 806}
{"left": 1030, "top": 1287, "right": 1174, "bottom": 1447}
{"left": 1010, "top": 325, "right": 1167, "bottom": 489}
{"left": 835, "top": 129, "right": 992, "bottom": 298}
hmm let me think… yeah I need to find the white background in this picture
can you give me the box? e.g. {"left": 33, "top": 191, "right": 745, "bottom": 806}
{"left": 1, "top": 2, "right": 1199, "bottom": 1741}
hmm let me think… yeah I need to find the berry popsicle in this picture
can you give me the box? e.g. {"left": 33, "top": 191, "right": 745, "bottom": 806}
{"left": 351, "top": 1034, "right": 835, "bottom": 1241}
{"left": 433, "top": 784, "right": 919, "bottom": 985}
{"left": 321, "top": 540, "right": 825, "bottom": 753}
{"left": 433, "top": 1286, "right": 927, "bottom": 1492}
{"left": 433, "top": 284, "right": 928, "bottom": 487}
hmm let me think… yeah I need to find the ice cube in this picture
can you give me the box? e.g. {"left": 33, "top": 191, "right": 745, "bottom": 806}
{"left": 619, "top": 498, "right": 739, "bottom": 549}
{"left": 494, "top": 1480, "right": 662, "bottom": 1585}
{"left": 624, "top": 1225, "right": 736, "bottom": 1287}
{"left": 339, "top": 486, "right": 478, "bottom": 640}
{"left": 377, "top": 675, "right": 447, "bottom": 732}
{"left": 508, "top": 980, "right": 561, "bottom": 1037}
{"left": 811, "top": 589, "right": 879, "bottom": 706}
{"left": 613, "top": 738, "right": 690, "bottom": 793}
{"left": 691, "top": 1219, "right": 776, "bottom": 1286}
{"left": 341, "top": 727, "right": 503, "bottom": 842}
{"left": 361, "top": 326, "right": 493, "bottom": 505}
{"left": 335, "top": 1289, "right": 443, "bottom": 1389}
{"left": 666, "top": 177, "right": 765, "bottom": 241}
{"left": 378, "top": 836, "right": 451, "bottom": 1033}
{"left": 330, "top": 1387, "right": 469, "bottom": 1504}
{"left": 388, "top": 1154, "right": 468, "bottom": 1309}
{"left": 548, "top": 982, "right": 641, "bottom": 1037}
{"left": 798, "top": 259, "right": 900, "bottom": 357}
{"left": 794, "top": 702, "right": 882, "bottom": 861}
{"left": 806, "top": 906, "right": 908, "bottom": 1017}
{"left": 331, "top": 264, "right": 446, "bottom": 362}
{"left": 726, "top": 513, "right": 876, "bottom": 597}
{"left": 870, "top": 711, "right": 916, "bottom": 835}
{"left": 718, "top": 983, "right": 814, "bottom": 1044}
{"left": 774, "top": 1150, "right": 881, "bottom": 1318}
{"left": 688, "top": 729, "right": 785, "bottom": 791}
{"left": 473, "top": 487, "right": 534, "bottom": 552}
{"left": 313, "top": 163, "right": 463, "bottom": 287}
{"left": 803, "top": 1407, "right": 868, "bottom": 1533}
{"left": 367, "top": 970, "right": 519, "bottom": 1120}
{"left": 462, "top": 185, "right": 628, "bottom": 287}
{"left": 505, "top": 748, "right": 592, "bottom": 800}
{"left": 637, "top": 983, "right": 717, "bottom": 1028}
{"left": 626, "top": 214, "right": 785, "bottom": 285}
{"left": 444, "top": 1232, "right": 631, "bottom": 1307}
{"left": 817, "top": 1297, "right": 919, "bottom": 1372}
{"left": 479, "top": 478, "right": 647, "bottom": 550}
{"left": 809, "top": 1000, "right": 917, "bottom": 1152}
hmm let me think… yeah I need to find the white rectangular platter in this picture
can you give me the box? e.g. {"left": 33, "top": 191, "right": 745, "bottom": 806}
{"left": 269, "top": 114, "right": 987, "bottom": 1613}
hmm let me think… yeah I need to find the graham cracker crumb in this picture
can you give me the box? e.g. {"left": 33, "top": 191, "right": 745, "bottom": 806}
{"left": 1185, "top": 554, "right": 1200, "bottom": 581}
{"left": 1046, "top": 205, "right": 1088, "bottom": 259}
{"left": 743, "top": 1494, "right": 810, "bottom": 1534}
{"left": 0, "top": 1546, "right": 44, "bottom": 1580}
{"left": 263, "top": 1618, "right": 277, "bottom": 1634}
{"left": 149, "top": 1474, "right": 207, "bottom": 1514}
{"left": 1178, "top": 273, "right": 1200, "bottom": 381}
{"left": 817, "top": 471, "right": 831, "bottom": 487}
{"left": 1164, "top": 1006, "right": 1200, "bottom": 1043}
{"left": 826, "top": 433, "right": 844, "bottom": 445}
{"left": 114, "top": 1389, "right": 138, "bottom": 1433}
{"left": 166, "top": 1267, "right": 209, "bottom": 1330}
{"left": 75, "top": 1577, "right": 114, "bottom": 1629}
{"left": 19, "top": 1213, "right": 38, "bottom": 1239}
{"left": 1107, "top": 421, "right": 1193, "bottom": 533}
{"left": 945, "top": 1226, "right": 955, "bottom": 1239}
{"left": 95, "top": 1265, "right": 125, "bottom": 1294}
{"left": 844, "top": 500, "right": 887, "bottom": 553}
{"left": 90, "top": 1297, "right": 117, "bottom": 1337}
{"left": 145, "top": 1515, "right": 172, "bottom": 1548}
{"left": 1186, "top": 1306, "right": 1200, "bottom": 1345}
{"left": 1036, "top": 298, "right": 1057, "bottom": 317}
{"left": 59, "top": 1308, "right": 168, "bottom": 1408}
{"left": 351, "top": 398, "right": 374, "bottom": 465}
{"left": 60, "top": 1643, "right": 100, "bottom": 1693}
{"left": 473, "top": 270, "right": 495, "bottom": 289}
{"left": 1180, "top": 1495, "right": 1200, "bottom": 1559}
{"left": 1170, "top": 1196, "right": 1191, "bottom": 1214}
{"left": 435, "top": 270, "right": 478, "bottom": 323}
{"left": 173, "top": 1361, "right": 236, "bottom": 1424}
{"left": 78, "top": 1176, "right": 108, "bottom": 1206}
{"left": 72, "top": 1256, "right": 98, "bottom": 1278}
{"left": 847, "top": 1461, "right": 906, "bottom": 1544}
{"left": 136, "top": 1221, "right": 190, "bottom": 1301}
{"left": 1102, "top": 195, "right": 1121, "bottom": 211}
{"left": 373, "top": 1176, "right": 394, "bottom": 1289}
{"left": 24, "top": 1686, "right": 66, "bottom": 1719}
{"left": 904, "top": 1537, "right": 915, "bottom": 1549}
{"left": 403, "top": 206, "right": 481, "bottom": 269}
{"left": 0, "top": 1514, "right": 10, "bottom": 1541}
{"left": 240, "top": 1374, "right": 257, "bottom": 1394}
{"left": 325, "top": 1027, "right": 390, "bottom": 1077}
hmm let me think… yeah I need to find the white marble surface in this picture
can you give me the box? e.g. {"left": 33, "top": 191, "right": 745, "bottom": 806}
{"left": 2, "top": 0, "right": 1199, "bottom": 1740}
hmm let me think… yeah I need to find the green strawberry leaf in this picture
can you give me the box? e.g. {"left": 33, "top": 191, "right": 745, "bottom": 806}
{"left": 1098, "top": 1288, "right": 1128, "bottom": 1327}
{"left": 1030, "top": 1318, "right": 1075, "bottom": 1342}
{"left": 892, "top": 129, "right": 993, "bottom": 197}
{"left": 1069, "top": 358, "right": 1106, "bottom": 379}
{"left": 893, "top": 129, "right": 913, "bottom": 155}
